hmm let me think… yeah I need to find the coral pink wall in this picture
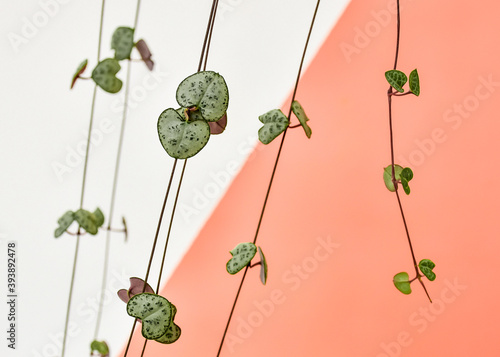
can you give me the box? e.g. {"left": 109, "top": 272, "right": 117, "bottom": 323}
{"left": 122, "top": 0, "right": 500, "bottom": 355}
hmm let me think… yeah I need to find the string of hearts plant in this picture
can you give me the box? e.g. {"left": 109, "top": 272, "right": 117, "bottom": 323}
{"left": 385, "top": 0, "right": 436, "bottom": 301}
{"left": 120, "top": 1, "right": 229, "bottom": 356}
{"left": 53, "top": 1, "right": 156, "bottom": 356}
{"left": 217, "top": 1, "right": 319, "bottom": 355}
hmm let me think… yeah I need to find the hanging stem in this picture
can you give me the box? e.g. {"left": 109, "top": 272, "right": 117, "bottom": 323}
{"left": 198, "top": 0, "right": 219, "bottom": 72}
{"left": 61, "top": 2, "right": 106, "bottom": 356}
{"left": 93, "top": 0, "right": 142, "bottom": 340}
{"left": 216, "top": 1, "right": 321, "bottom": 355}
{"left": 387, "top": 0, "right": 431, "bottom": 302}
{"left": 123, "top": 159, "right": 178, "bottom": 357}
{"left": 124, "top": 1, "right": 220, "bottom": 354}
{"left": 155, "top": 160, "right": 188, "bottom": 293}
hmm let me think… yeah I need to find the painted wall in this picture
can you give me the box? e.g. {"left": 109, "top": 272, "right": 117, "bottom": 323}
{"left": 2, "top": 0, "right": 500, "bottom": 356}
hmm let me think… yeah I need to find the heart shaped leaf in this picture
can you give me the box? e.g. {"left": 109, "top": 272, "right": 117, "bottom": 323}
{"left": 258, "top": 246, "right": 268, "bottom": 285}
{"left": 155, "top": 302, "right": 181, "bottom": 344}
{"left": 71, "top": 59, "right": 88, "bottom": 89}
{"left": 393, "top": 272, "right": 412, "bottom": 295}
{"left": 385, "top": 70, "right": 407, "bottom": 93}
{"left": 419, "top": 259, "right": 436, "bottom": 281}
{"left": 226, "top": 242, "right": 257, "bottom": 275}
{"left": 112, "top": 27, "right": 135, "bottom": 60}
{"left": 208, "top": 113, "right": 227, "bottom": 135}
{"left": 74, "top": 209, "right": 98, "bottom": 235}
{"left": 92, "top": 58, "right": 122, "bottom": 93}
{"left": 135, "top": 39, "right": 154, "bottom": 71}
{"left": 176, "top": 71, "right": 229, "bottom": 121}
{"left": 383, "top": 164, "right": 404, "bottom": 192}
{"left": 258, "top": 109, "right": 289, "bottom": 144}
{"left": 409, "top": 69, "right": 420, "bottom": 96}
{"left": 291, "top": 100, "right": 312, "bottom": 138}
{"left": 55, "top": 210, "right": 75, "bottom": 238}
{"left": 157, "top": 108, "right": 210, "bottom": 159}
{"left": 156, "top": 322, "right": 181, "bottom": 344}
{"left": 90, "top": 340, "right": 109, "bottom": 356}
{"left": 400, "top": 167, "right": 414, "bottom": 195}
{"left": 126, "top": 293, "right": 173, "bottom": 340}
{"left": 93, "top": 207, "right": 105, "bottom": 228}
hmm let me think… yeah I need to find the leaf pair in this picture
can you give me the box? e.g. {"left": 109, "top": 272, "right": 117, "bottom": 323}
{"left": 393, "top": 259, "right": 436, "bottom": 295}
{"left": 385, "top": 69, "right": 420, "bottom": 96}
{"left": 258, "top": 100, "right": 312, "bottom": 144}
{"left": 226, "top": 242, "right": 268, "bottom": 285}
{"left": 157, "top": 71, "right": 229, "bottom": 159}
{"left": 72, "top": 27, "right": 154, "bottom": 93}
{"left": 126, "top": 293, "right": 181, "bottom": 344}
{"left": 383, "top": 164, "right": 414, "bottom": 195}
{"left": 54, "top": 208, "right": 104, "bottom": 237}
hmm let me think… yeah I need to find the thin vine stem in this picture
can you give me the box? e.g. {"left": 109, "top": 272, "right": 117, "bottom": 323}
{"left": 123, "top": 158, "right": 178, "bottom": 357}
{"left": 61, "top": 2, "right": 105, "bottom": 356}
{"left": 216, "top": 266, "right": 249, "bottom": 356}
{"left": 140, "top": 338, "right": 148, "bottom": 357}
{"left": 124, "top": 2, "right": 219, "bottom": 354}
{"left": 198, "top": 0, "right": 219, "bottom": 72}
{"left": 217, "top": 1, "right": 321, "bottom": 355}
{"left": 94, "top": 0, "right": 142, "bottom": 340}
{"left": 387, "top": 0, "right": 431, "bottom": 302}
{"left": 155, "top": 160, "right": 188, "bottom": 293}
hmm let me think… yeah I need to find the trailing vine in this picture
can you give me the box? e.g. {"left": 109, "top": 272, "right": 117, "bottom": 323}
{"left": 217, "top": 1, "right": 320, "bottom": 355}
{"left": 54, "top": 1, "right": 157, "bottom": 355}
{"left": 120, "top": 1, "right": 230, "bottom": 356}
{"left": 385, "top": 0, "right": 436, "bottom": 301}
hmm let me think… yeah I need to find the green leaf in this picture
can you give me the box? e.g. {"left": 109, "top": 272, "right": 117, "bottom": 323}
{"left": 409, "top": 69, "right": 420, "bottom": 96}
{"left": 385, "top": 70, "right": 407, "bottom": 93}
{"left": 258, "top": 246, "right": 268, "bottom": 285}
{"left": 291, "top": 100, "right": 312, "bottom": 138}
{"left": 74, "top": 209, "right": 98, "bottom": 235}
{"left": 393, "top": 272, "right": 412, "bottom": 295}
{"left": 400, "top": 167, "right": 413, "bottom": 195}
{"left": 419, "top": 259, "right": 436, "bottom": 281}
{"left": 155, "top": 322, "right": 181, "bottom": 344}
{"left": 155, "top": 303, "right": 181, "bottom": 344}
{"left": 176, "top": 71, "right": 229, "bottom": 121}
{"left": 400, "top": 177, "right": 411, "bottom": 195}
{"left": 91, "top": 58, "right": 122, "bottom": 93}
{"left": 258, "top": 109, "right": 289, "bottom": 144}
{"left": 71, "top": 59, "right": 88, "bottom": 89}
{"left": 383, "top": 164, "right": 404, "bottom": 192}
{"left": 112, "top": 27, "right": 135, "bottom": 60}
{"left": 93, "top": 208, "right": 105, "bottom": 228}
{"left": 90, "top": 340, "right": 109, "bottom": 356}
{"left": 54, "top": 211, "right": 75, "bottom": 238}
{"left": 383, "top": 165, "right": 413, "bottom": 194}
{"left": 126, "top": 293, "right": 173, "bottom": 340}
{"left": 226, "top": 243, "right": 257, "bottom": 275}
{"left": 401, "top": 167, "right": 413, "bottom": 181}
{"left": 157, "top": 108, "right": 210, "bottom": 159}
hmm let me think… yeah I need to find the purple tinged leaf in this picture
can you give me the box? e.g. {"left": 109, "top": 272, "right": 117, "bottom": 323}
{"left": 135, "top": 39, "right": 154, "bottom": 71}
{"left": 117, "top": 289, "right": 129, "bottom": 303}
{"left": 117, "top": 277, "right": 154, "bottom": 303}
{"left": 208, "top": 113, "right": 227, "bottom": 135}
